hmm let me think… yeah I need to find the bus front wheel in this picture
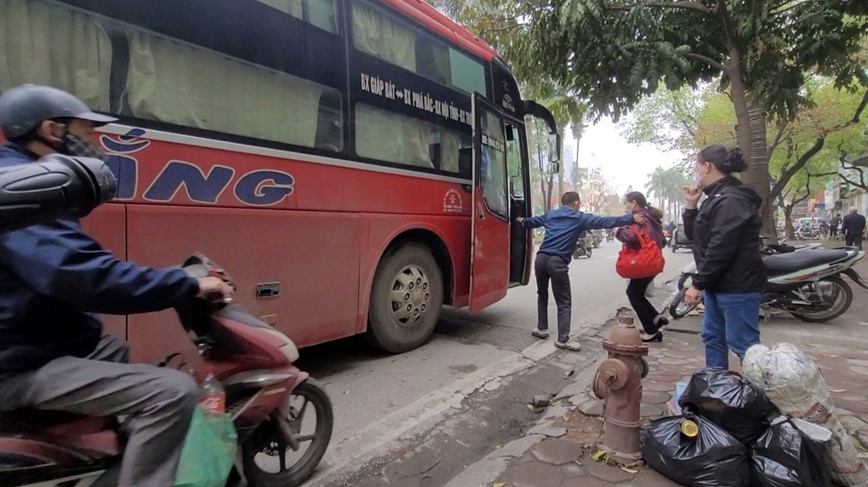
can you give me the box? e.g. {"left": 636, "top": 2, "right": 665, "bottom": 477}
{"left": 366, "top": 243, "right": 443, "bottom": 353}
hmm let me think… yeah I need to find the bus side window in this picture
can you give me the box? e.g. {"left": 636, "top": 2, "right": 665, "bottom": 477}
{"left": 258, "top": 0, "right": 339, "bottom": 34}
{"left": 315, "top": 91, "right": 343, "bottom": 152}
{"left": 0, "top": 1, "right": 112, "bottom": 112}
{"left": 458, "top": 147, "right": 472, "bottom": 178}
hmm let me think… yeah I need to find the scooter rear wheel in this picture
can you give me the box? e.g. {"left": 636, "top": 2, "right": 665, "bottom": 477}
{"left": 790, "top": 276, "right": 853, "bottom": 323}
{"left": 242, "top": 379, "right": 334, "bottom": 487}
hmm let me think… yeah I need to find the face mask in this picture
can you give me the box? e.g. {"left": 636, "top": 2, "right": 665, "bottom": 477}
{"left": 59, "top": 131, "right": 107, "bottom": 161}
{"left": 695, "top": 163, "right": 707, "bottom": 186}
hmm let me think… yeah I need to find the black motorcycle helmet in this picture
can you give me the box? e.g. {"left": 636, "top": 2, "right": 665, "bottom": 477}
{"left": 0, "top": 84, "right": 116, "bottom": 139}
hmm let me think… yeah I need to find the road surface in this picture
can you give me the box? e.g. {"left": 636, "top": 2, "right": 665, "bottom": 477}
{"left": 294, "top": 241, "right": 694, "bottom": 485}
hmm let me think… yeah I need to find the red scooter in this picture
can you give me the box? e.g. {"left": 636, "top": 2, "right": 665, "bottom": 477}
{"left": 0, "top": 254, "right": 333, "bottom": 487}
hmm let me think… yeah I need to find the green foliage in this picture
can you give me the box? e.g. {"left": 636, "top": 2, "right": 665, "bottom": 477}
{"left": 691, "top": 78, "right": 868, "bottom": 203}
{"left": 645, "top": 166, "right": 689, "bottom": 220}
{"left": 620, "top": 84, "right": 706, "bottom": 160}
{"left": 522, "top": 0, "right": 867, "bottom": 122}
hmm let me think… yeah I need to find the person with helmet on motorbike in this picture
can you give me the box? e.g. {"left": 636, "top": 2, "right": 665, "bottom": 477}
{"left": 0, "top": 84, "right": 235, "bottom": 487}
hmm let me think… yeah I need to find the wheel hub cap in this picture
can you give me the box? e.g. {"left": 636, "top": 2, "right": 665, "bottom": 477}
{"left": 390, "top": 265, "right": 430, "bottom": 326}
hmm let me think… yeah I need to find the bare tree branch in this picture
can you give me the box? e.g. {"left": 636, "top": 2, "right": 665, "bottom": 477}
{"left": 849, "top": 89, "right": 868, "bottom": 124}
{"left": 840, "top": 157, "right": 868, "bottom": 191}
{"left": 684, "top": 52, "right": 727, "bottom": 72}
{"left": 767, "top": 121, "right": 790, "bottom": 155}
{"left": 770, "top": 88, "right": 868, "bottom": 200}
{"left": 610, "top": 1, "right": 714, "bottom": 14}
{"left": 789, "top": 171, "right": 825, "bottom": 207}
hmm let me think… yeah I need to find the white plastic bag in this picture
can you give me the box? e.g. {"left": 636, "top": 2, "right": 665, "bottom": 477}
{"left": 744, "top": 343, "right": 868, "bottom": 487}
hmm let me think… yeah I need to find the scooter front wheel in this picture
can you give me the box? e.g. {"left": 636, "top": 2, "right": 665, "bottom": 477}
{"left": 669, "top": 290, "right": 700, "bottom": 319}
{"left": 243, "top": 379, "right": 334, "bottom": 487}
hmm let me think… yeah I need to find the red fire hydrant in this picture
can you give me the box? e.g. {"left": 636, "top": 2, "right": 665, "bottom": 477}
{"left": 592, "top": 313, "right": 649, "bottom": 463}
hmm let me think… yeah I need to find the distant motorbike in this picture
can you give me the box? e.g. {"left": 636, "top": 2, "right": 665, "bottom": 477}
{"left": 668, "top": 244, "right": 867, "bottom": 322}
{"left": 605, "top": 230, "right": 615, "bottom": 242}
{"left": 573, "top": 233, "right": 593, "bottom": 259}
{"left": 590, "top": 230, "right": 602, "bottom": 249}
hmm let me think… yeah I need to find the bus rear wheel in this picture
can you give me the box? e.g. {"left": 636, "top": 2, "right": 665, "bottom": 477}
{"left": 366, "top": 243, "right": 443, "bottom": 353}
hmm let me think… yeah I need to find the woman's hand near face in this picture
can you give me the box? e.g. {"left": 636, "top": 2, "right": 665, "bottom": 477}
{"left": 683, "top": 185, "right": 702, "bottom": 209}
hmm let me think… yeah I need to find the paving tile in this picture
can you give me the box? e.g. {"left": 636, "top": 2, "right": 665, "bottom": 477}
{"left": 835, "top": 399, "right": 868, "bottom": 414}
{"left": 657, "top": 357, "right": 690, "bottom": 366}
{"left": 635, "top": 466, "right": 684, "bottom": 487}
{"left": 641, "top": 390, "right": 671, "bottom": 404}
{"left": 645, "top": 381, "right": 678, "bottom": 392}
{"left": 559, "top": 462, "right": 588, "bottom": 478}
{"left": 583, "top": 459, "right": 638, "bottom": 483}
{"left": 579, "top": 399, "right": 604, "bottom": 417}
{"left": 561, "top": 476, "right": 614, "bottom": 487}
{"left": 532, "top": 438, "right": 584, "bottom": 465}
{"left": 834, "top": 394, "right": 868, "bottom": 402}
{"left": 661, "top": 350, "right": 695, "bottom": 359}
{"left": 645, "top": 373, "right": 683, "bottom": 382}
{"left": 849, "top": 366, "right": 868, "bottom": 377}
{"left": 640, "top": 403, "right": 668, "bottom": 417}
{"left": 500, "top": 460, "right": 564, "bottom": 487}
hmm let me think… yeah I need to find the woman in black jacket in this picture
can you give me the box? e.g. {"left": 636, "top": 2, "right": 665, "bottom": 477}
{"left": 682, "top": 145, "right": 767, "bottom": 369}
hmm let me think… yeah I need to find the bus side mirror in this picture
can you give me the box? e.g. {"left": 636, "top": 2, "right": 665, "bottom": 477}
{"left": 548, "top": 133, "right": 560, "bottom": 163}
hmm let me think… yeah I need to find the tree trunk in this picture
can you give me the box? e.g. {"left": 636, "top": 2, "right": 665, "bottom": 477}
{"left": 784, "top": 206, "right": 795, "bottom": 240}
{"left": 729, "top": 67, "right": 775, "bottom": 240}
{"left": 545, "top": 176, "right": 554, "bottom": 211}
{"left": 557, "top": 127, "right": 565, "bottom": 198}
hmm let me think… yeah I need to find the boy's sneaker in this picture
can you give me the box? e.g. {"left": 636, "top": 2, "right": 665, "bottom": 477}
{"left": 554, "top": 337, "right": 582, "bottom": 352}
{"left": 531, "top": 329, "right": 550, "bottom": 339}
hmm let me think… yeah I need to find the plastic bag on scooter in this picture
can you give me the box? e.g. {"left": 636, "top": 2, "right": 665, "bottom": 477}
{"left": 750, "top": 415, "right": 832, "bottom": 487}
{"left": 642, "top": 413, "right": 750, "bottom": 487}
{"left": 678, "top": 368, "right": 778, "bottom": 446}
{"left": 174, "top": 406, "right": 238, "bottom": 487}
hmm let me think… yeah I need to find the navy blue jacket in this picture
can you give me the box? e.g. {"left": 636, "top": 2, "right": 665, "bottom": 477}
{"left": 522, "top": 206, "right": 633, "bottom": 262}
{"left": 0, "top": 143, "right": 199, "bottom": 375}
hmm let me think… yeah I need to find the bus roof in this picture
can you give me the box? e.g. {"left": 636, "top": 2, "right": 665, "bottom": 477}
{"left": 384, "top": 0, "right": 500, "bottom": 62}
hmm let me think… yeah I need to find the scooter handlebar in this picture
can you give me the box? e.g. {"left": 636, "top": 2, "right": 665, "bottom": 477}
{"left": 0, "top": 154, "right": 117, "bottom": 234}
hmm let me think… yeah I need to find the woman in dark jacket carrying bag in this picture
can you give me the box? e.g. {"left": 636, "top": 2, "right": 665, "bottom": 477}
{"left": 682, "top": 145, "right": 767, "bottom": 369}
{"left": 616, "top": 192, "right": 668, "bottom": 342}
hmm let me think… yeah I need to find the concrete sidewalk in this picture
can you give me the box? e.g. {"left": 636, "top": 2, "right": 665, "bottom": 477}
{"left": 458, "top": 258, "right": 868, "bottom": 487}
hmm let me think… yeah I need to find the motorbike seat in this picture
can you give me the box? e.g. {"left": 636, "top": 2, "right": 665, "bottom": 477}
{"left": 0, "top": 410, "right": 119, "bottom": 456}
{"left": 0, "top": 410, "right": 87, "bottom": 430}
{"left": 763, "top": 249, "right": 851, "bottom": 274}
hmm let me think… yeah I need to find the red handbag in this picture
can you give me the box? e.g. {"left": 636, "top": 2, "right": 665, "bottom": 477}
{"left": 616, "top": 224, "right": 665, "bottom": 279}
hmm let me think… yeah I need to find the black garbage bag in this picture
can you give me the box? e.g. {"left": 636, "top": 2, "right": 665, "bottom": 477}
{"left": 750, "top": 416, "right": 832, "bottom": 487}
{"left": 678, "top": 368, "right": 778, "bottom": 445}
{"left": 643, "top": 413, "right": 750, "bottom": 487}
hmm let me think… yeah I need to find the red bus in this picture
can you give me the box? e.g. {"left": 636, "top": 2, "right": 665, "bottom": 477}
{"left": 0, "top": 0, "right": 558, "bottom": 359}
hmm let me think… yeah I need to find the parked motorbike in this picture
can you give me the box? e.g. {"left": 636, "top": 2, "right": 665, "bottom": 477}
{"left": 669, "top": 242, "right": 823, "bottom": 317}
{"left": 668, "top": 245, "right": 867, "bottom": 321}
{"left": 0, "top": 254, "right": 333, "bottom": 487}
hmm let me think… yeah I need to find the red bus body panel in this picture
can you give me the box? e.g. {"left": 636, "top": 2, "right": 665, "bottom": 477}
{"left": 79, "top": 127, "right": 474, "bottom": 362}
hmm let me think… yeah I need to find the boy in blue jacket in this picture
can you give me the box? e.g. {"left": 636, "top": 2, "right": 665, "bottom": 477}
{"left": 518, "top": 191, "right": 644, "bottom": 351}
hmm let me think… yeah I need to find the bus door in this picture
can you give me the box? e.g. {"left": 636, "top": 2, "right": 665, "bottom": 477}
{"left": 504, "top": 118, "right": 532, "bottom": 286}
{"left": 469, "top": 93, "right": 510, "bottom": 313}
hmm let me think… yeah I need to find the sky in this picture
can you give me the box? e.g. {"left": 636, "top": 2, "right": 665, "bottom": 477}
{"left": 568, "top": 117, "right": 681, "bottom": 195}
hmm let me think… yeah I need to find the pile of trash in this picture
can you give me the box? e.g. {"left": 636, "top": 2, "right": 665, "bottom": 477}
{"left": 642, "top": 343, "right": 868, "bottom": 487}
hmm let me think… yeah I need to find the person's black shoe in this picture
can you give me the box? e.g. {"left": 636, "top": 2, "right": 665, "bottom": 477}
{"left": 641, "top": 331, "right": 663, "bottom": 343}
